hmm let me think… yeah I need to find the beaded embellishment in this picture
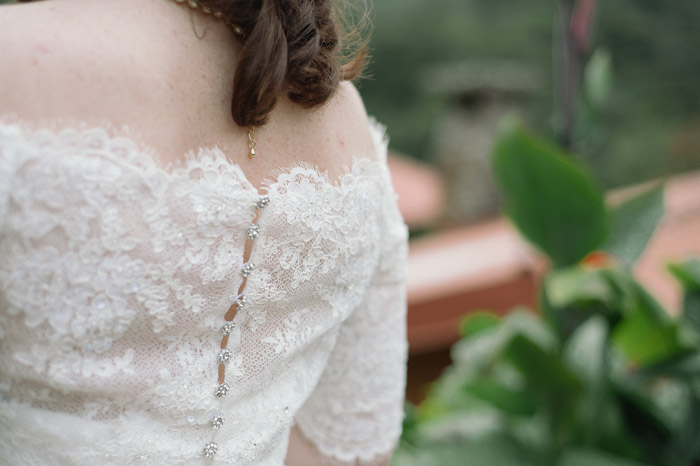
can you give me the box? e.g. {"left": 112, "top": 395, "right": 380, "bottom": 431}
{"left": 201, "top": 195, "right": 269, "bottom": 458}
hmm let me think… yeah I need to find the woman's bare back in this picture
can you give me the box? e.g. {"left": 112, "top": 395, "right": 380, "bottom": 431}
{"left": 0, "top": 0, "right": 375, "bottom": 190}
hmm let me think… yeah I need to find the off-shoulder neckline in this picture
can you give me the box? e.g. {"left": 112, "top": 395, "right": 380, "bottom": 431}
{"left": 0, "top": 117, "right": 389, "bottom": 196}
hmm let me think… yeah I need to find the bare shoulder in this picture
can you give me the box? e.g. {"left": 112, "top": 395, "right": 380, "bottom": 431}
{"left": 0, "top": 1, "right": 376, "bottom": 169}
{"left": 0, "top": 1, "right": 191, "bottom": 127}
{"left": 325, "top": 81, "right": 376, "bottom": 158}
{"left": 0, "top": 2, "right": 58, "bottom": 117}
{"left": 2, "top": 2, "right": 108, "bottom": 120}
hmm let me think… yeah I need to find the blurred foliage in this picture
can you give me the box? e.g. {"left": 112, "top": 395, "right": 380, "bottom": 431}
{"left": 361, "top": 0, "right": 700, "bottom": 187}
{"left": 493, "top": 118, "right": 608, "bottom": 267}
{"left": 391, "top": 119, "right": 700, "bottom": 466}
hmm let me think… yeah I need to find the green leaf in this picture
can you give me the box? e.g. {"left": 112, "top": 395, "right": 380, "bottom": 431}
{"left": 600, "top": 269, "right": 671, "bottom": 324}
{"left": 673, "top": 395, "right": 700, "bottom": 464}
{"left": 613, "top": 385, "right": 672, "bottom": 463}
{"left": 563, "top": 316, "right": 609, "bottom": 392}
{"left": 603, "top": 185, "right": 664, "bottom": 267}
{"left": 668, "top": 259, "right": 700, "bottom": 291}
{"left": 682, "top": 292, "right": 700, "bottom": 337}
{"left": 391, "top": 434, "right": 535, "bottom": 466}
{"left": 419, "top": 363, "right": 493, "bottom": 417}
{"left": 464, "top": 379, "right": 536, "bottom": 416}
{"left": 612, "top": 311, "right": 683, "bottom": 366}
{"left": 460, "top": 311, "right": 501, "bottom": 337}
{"left": 503, "top": 334, "right": 582, "bottom": 430}
{"left": 542, "top": 268, "right": 619, "bottom": 341}
{"left": 639, "top": 350, "right": 700, "bottom": 379}
{"left": 451, "top": 310, "right": 556, "bottom": 368}
{"left": 558, "top": 448, "right": 652, "bottom": 466}
{"left": 545, "top": 267, "right": 615, "bottom": 309}
{"left": 492, "top": 117, "right": 608, "bottom": 267}
{"left": 584, "top": 49, "right": 614, "bottom": 111}
{"left": 668, "top": 259, "right": 700, "bottom": 336}
{"left": 563, "top": 317, "right": 611, "bottom": 445}
{"left": 417, "top": 410, "right": 503, "bottom": 443}
{"left": 400, "top": 402, "right": 420, "bottom": 445}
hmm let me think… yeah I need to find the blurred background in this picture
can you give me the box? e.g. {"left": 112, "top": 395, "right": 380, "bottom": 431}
{"left": 359, "top": 1, "right": 700, "bottom": 465}
{"left": 363, "top": 0, "right": 700, "bottom": 186}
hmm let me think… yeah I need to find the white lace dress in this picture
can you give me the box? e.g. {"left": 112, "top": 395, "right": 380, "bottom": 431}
{"left": 0, "top": 118, "right": 408, "bottom": 465}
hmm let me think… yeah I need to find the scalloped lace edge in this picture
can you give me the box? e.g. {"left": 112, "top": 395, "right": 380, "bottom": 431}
{"left": 0, "top": 114, "right": 390, "bottom": 194}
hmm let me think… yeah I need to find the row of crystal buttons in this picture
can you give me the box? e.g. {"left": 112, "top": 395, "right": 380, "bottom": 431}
{"left": 203, "top": 195, "right": 269, "bottom": 459}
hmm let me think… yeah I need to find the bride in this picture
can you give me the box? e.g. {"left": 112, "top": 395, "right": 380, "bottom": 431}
{"left": 0, "top": 0, "right": 408, "bottom": 464}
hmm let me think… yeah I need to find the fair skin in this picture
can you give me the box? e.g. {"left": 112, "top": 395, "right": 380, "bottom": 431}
{"left": 0, "top": 0, "right": 386, "bottom": 465}
{"left": 0, "top": 0, "right": 375, "bottom": 190}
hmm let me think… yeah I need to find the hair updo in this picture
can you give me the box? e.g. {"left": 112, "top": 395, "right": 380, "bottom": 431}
{"left": 198, "top": 0, "right": 368, "bottom": 127}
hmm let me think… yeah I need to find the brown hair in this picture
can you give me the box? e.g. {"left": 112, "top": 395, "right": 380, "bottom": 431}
{"left": 197, "top": 0, "right": 368, "bottom": 127}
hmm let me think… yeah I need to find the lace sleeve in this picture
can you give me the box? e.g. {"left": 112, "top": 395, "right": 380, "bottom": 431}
{"left": 293, "top": 134, "right": 409, "bottom": 464}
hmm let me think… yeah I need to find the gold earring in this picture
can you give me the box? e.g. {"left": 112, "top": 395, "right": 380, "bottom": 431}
{"left": 248, "top": 127, "right": 257, "bottom": 158}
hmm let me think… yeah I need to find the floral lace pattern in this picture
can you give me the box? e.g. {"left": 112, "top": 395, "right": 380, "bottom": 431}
{"left": 0, "top": 118, "right": 408, "bottom": 465}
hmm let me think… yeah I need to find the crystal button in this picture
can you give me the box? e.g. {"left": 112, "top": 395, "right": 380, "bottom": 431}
{"left": 241, "top": 262, "right": 254, "bottom": 278}
{"left": 246, "top": 224, "right": 260, "bottom": 239}
{"left": 221, "top": 321, "right": 236, "bottom": 335}
{"left": 215, "top": 383, "right": 229, "bottom": 397}
{"left": 203, "top": 442, "right": 218, "bottom": 457}
{"left": 255, "top": 195, "right": 270, "bottom": 209}
{"left": 218, "top": 349, "right": 232, "bottom": 365}
{"left": 211, "top": 412, "right": 225, "bottom": 429}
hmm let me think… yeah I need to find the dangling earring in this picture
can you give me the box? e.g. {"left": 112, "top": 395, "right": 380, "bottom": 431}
{"left": 248, "top": 127, "right": 257, "bottom": 159}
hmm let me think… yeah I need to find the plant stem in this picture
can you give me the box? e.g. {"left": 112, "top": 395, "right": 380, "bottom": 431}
{"left": 559, "top": 0, "right": 577, "bottom": 152}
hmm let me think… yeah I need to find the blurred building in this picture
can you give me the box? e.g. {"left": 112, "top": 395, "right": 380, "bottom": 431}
{"left": 423, "top": 61, "right": 541, "bottom": 224}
